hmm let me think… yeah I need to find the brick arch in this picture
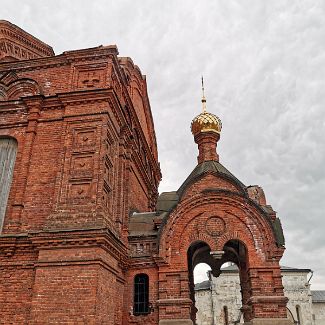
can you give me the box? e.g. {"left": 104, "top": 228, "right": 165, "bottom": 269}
{"left": 182, "top": 227, "right": 263, "bottom": 268}
{"left": 0, "top": 78, "right": 42, "bottom": 101}
{"left": 0, "top": 134, "right": 18, "bottom": 145}
{"left": 216, "top": 229, "right": 260, "bottom": 263}
{"left": 7, "top": 79, "right": 42, "bottom": 99}
{"left": 158, "top": 191, "right": 277, "bottom": 268}
{"left": 217, "top": 230, "right": 241, "bottom": 248}
{"left": 182, "top": 233, "right": 216, "bottom": 254}
{"left": 222, "top": 237, "right": 249, "bottom": 254}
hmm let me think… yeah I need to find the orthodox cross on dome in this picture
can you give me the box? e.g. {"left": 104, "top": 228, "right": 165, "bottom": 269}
{"left": 201, "top": 76, "right": 207, "bottom": 113}
{"left": 191, "top": 78, "right": 222, "bottom": 137}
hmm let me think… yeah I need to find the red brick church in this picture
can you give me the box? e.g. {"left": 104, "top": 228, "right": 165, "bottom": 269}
{"left": 0, "top": 20, "right": 292, "bottom": 324}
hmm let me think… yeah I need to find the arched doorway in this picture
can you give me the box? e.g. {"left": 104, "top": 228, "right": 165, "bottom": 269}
{"left": 188, "top": 240, "right": 249, "bottom": 324}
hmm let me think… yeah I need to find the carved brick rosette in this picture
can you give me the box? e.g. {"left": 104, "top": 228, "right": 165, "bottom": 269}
{"left": 205, "top": 216, "right": 226, "bottom": 237}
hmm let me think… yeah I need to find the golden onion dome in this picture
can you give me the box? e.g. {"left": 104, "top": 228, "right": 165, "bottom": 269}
{"left": 191, "top": 111, "right": 222, "bottom": 136}
{"left": 191, "top": 77, "right": 222, "bottom": 136}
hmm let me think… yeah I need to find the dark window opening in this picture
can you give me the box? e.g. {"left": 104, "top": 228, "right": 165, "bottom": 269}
{"left": 296, "top": 305, "right": 302, "bottom": 325}
{"left": 133, "top": 273, "right": 149, "bottom": 315}
{"left": 224, "top": 306, "right": 229, "bottom": 325}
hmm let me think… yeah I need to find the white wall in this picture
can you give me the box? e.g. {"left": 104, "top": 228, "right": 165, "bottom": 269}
{"left": 312, "top": 302, "right": 325, "bottom": 325}
{"left": 282, "top": 272, "right": 313, "bottom": 325}
{"left": 195, "top": 269, "right": 324, "bottom": 325}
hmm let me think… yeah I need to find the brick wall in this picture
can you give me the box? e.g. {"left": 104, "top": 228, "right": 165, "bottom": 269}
{"left": 0, "top": 21, "right": 160, "bottom": 324}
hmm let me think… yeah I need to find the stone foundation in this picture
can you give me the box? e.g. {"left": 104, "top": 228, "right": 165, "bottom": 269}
{"left": 159, "top": 320, "right": 193, "bottom": 325}
{"left": 245, "top": 318, "right": 293, "bottom": 325}
{"left": 158, "top": 318, "right": 293, "bottom": 325}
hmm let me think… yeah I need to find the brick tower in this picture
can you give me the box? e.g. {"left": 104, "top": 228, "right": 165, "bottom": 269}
{"left": 0, "top": 20, "right": 160, "bottom": 324}
{"left": 0, "top": 21, "right": 292, "bottom": 325}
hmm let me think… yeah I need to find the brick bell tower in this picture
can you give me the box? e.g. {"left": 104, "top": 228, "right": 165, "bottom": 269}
{"left": 149, "top": 80, "right": 293, "bottom": 325}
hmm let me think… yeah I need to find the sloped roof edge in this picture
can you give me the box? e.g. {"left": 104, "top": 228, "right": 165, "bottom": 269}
{"left": 177, "top": 160, "right": 246, "bottom": 199}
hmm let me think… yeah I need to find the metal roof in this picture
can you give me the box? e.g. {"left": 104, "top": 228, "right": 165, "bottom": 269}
{"left": 128, "top": 212, "right": 157, "bottom": 236}
{"left": 215, "top": 265, "right": 312, "bottom": 273}
{"left": 177, "top": 161, "right": 246, "bottom": 197}
{"left": 312, "top": 291, "right": 325, "bottom": 303}
{"left": 195, "top": 280, "right": 210, "bottom": 291}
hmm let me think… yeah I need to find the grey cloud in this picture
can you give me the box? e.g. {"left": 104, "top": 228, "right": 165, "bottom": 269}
{"left": 2, "top": 0, "right": 325, "bottom": 289}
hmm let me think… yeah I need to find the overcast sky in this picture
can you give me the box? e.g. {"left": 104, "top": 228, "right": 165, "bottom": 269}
{"left": 3, "top": 0, "right": 325, "bottom": 289}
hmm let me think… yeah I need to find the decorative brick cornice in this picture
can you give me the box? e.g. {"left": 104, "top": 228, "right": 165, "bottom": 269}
{"left": 247, "top": 295, "right": 288, "bottom": 305}
{"left": 0, "top": 228, "right": 128, "bottom": 268}
{"left": 0, "top": 45, "right": 115, "bottom": 71}
{"left": 0, "top": 20, "right": 54, "bottom": 61}
{"left": 32, "top": 227, "right": 126, "bottom": 249}
{"left": 156, "top": 298, "right": 193, "bottom": 306}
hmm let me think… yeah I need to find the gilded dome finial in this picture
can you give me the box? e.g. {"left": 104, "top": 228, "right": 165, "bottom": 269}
{"left": 190, "top": 78, "right": 223, "bottom": 163}
{"left": 191, "top": 77, "right": 222, "bottom": 136}
{"left": 201, "top": 76, "right": 207, "bottom": 113}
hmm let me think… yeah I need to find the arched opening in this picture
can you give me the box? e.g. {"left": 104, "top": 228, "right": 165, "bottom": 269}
{"left": 223, "top": 306, "right": 229, "bottom": 325}
{"left": 194, "top": 263, "right": 211, "bottom": 284}
{"left": 295, "top": 305, "right": 302, "bottom": 325}
{"left": 188, "top": 239, "right": 248, "bottom": 325}
{"left": 0, "top": 137, "right": 17, "bottom": 232}
{"left": 193, "top": 262, "right": 212, "bottom": 325}
{"left": 188, "top": 241, "right": 214, "bottom": 324}
{"left": 133, "top": 273, "right": 149, "bottom": 316}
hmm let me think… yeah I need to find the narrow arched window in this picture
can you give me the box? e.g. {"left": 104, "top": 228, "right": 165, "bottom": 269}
{"left": 296, "top": 305, "right": 302, "bottom": 324}
{"left": 223, "top": 306, "right": 229, "bottom": 325}
{"left": 0, "top": 137, "right": 17, "bottom": 231}
{"left": 134, "top": 273, "right": 149, "bottom": 315}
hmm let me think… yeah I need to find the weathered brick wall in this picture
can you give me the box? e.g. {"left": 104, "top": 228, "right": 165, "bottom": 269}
{"left": 128, "top": 164, "right": 151, "bottom": 213}
{"left": 30, "top": 264, "right": 99, "bottom": 324}
{"left": 0, "top": 20, "right": 54, "bottom": 61}
{"left": 123, "top": 266, "right": 159, "bottom": 325}
{"left": 0, "top": 241, "right": 36, "bottom": 324}
{"left": 0, "top": 21, "right": 160, "bottom": 324}
{"left": 0, "top": 44, "right": 160, "bottom": 234}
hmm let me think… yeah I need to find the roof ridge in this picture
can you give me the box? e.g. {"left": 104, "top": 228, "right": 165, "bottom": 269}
{"left": 177, "top": 161, "right": 246, "bottom": 197}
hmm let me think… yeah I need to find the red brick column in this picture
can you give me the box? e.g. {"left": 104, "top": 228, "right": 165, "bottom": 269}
{"left": 157, "top": 270, "right": 193, "bottom": 324}
{"left": 247, "top": 267, "right": 289, "bottom": 322}
{"left": 8, "top": 98, "right": 41, "bottom": 231}
{"left": 194, "top": 131, "right": 220, "bottom": 163}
